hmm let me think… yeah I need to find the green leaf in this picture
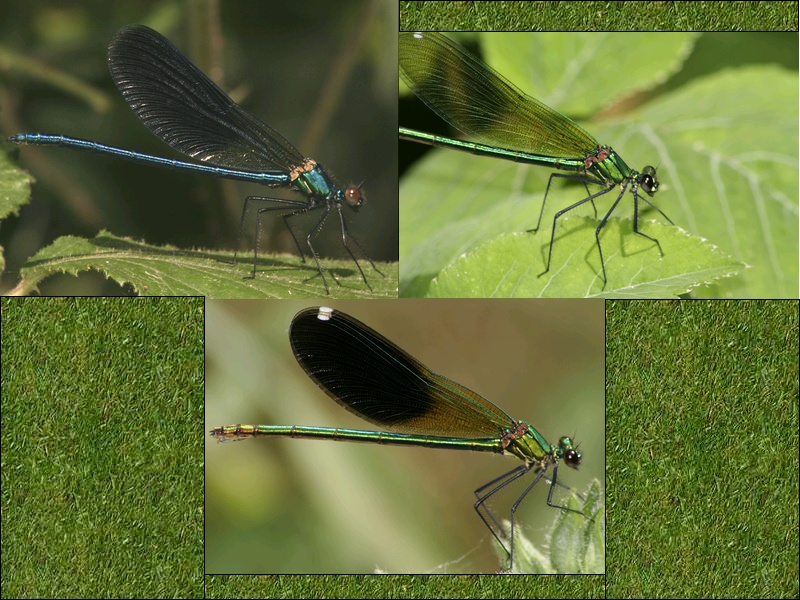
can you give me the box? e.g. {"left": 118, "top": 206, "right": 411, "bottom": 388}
{"left": 427, "top": 218, "right": 743, "bottom": 298}
{"left": 644, "top": 64, "right": 798, "bottom": 298}
{"left": 16, "top": 231, "right": 396, "bottom": 298}
{"left": 481, "top": 33, "right": 697, "bottom": 116}
{"left": 0, "top": 144, "right": 34, "bottom": 220}
{"left": 1, "top": 144, "right": 36, "bottom": 278}
{"left": 498, "top": 480, "right": 605, "bottom": 574}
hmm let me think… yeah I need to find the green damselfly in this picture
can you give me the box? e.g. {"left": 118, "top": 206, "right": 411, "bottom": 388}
{"left": 399, "top": 32, "right": 673, "bottom": 289}
{"left": 211, "top": 305, "right": 594, "bottom": 572}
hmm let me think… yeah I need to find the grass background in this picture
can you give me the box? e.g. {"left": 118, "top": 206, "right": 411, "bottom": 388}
{"left": 400, "top": 1, "right": 798, "bottom": 31}
{"left": 1, "top": 297, "right": 204, "bottom": 598}
{"left": 606, "top": 300, "right": 798, "bottom": 598}
{"left": 205, "top": 573, "right": 604, "bottom": 598}
{"left": 206, "top": 299, "right": 604, "bottom": 575}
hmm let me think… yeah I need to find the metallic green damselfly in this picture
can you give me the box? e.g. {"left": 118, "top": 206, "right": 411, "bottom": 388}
{"left": 212, "top": 305, "right": 593, "bottom": 572}
{"left": 400, "top": 32, "right": 674, "bottom": 289}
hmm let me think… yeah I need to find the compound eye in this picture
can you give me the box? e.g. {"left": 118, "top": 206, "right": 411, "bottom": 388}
{"left": 640, "top": 166, "right": 659, "bottom": 195}
{"left": 564, "top": 449, "right": 582, "bottom": 467}
{"left": 344, "top": 186, "right": 364, "bottom": 207}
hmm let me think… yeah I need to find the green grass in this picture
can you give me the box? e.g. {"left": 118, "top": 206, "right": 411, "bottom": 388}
{"left": 400, "top": 1, "right": 797, "bottom": 31}
{"left": 606, "top": 300, "right": 799, "bottom": 598}
{"left": 205, "top": 573, "right": 605, "bottom": 598}
{"left": 1, "top": 297, "right": 204, "bottom": 598}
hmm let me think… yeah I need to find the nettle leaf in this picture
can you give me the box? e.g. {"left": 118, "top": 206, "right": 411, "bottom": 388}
{"left": 16, "top": 231, "right": 396, "bottom": 298}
